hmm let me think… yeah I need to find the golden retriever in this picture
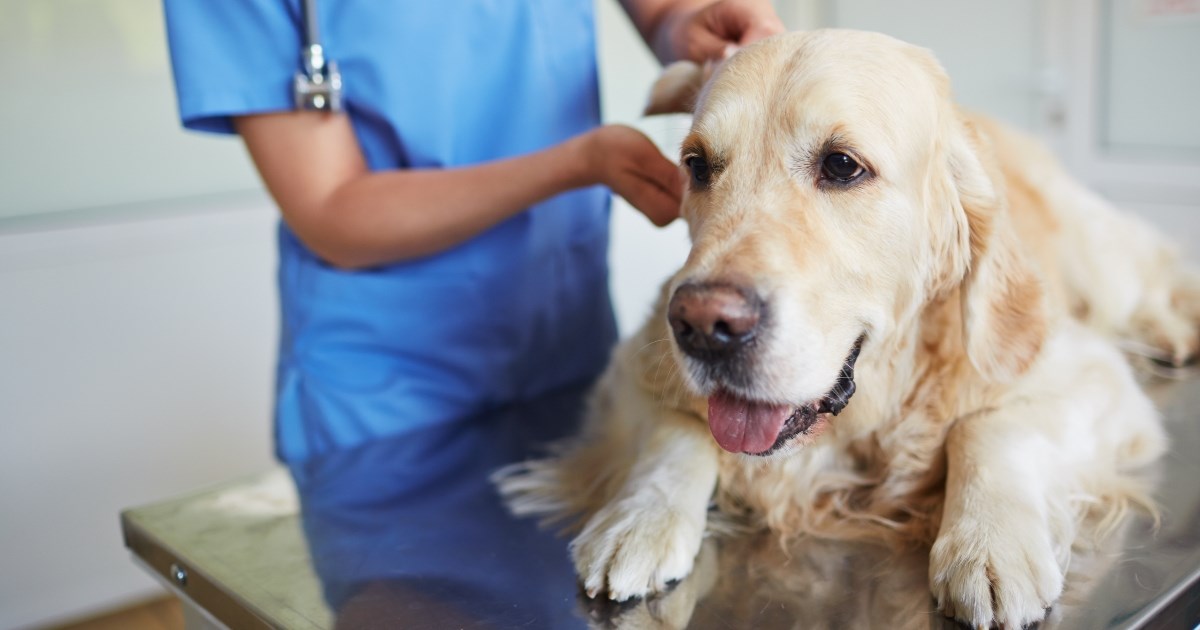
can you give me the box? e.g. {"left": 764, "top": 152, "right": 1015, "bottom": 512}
{"left": 498, "top": 29, "right": 1199, "bottom": 628}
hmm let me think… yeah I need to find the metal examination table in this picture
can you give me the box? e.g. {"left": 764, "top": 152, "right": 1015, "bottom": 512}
{"left": 122, "top": 378, "right": 1200, "bottom": 629}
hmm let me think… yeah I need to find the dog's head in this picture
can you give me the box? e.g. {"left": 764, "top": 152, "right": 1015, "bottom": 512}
{"left": 653, "top": 30, "right": 1046, "bottom": 455}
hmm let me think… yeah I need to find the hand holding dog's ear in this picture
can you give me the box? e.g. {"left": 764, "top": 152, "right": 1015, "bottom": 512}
{"left": 658, "top": 0, "right": 784, "bottom": 64}
{"left": 575, "top": 125, "right": 683, "bottom": 227}
{"left": 645, "top": 1, "right": 782, "bottom": 114}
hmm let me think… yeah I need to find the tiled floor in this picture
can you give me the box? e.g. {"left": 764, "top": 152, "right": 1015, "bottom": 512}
{"left": 47, "top": 597, "right": 182, "bottom": 630}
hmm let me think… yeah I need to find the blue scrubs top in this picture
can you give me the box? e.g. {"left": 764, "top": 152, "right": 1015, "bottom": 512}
{"left": 163, "top": 1, "right": 617, "bottom": 462}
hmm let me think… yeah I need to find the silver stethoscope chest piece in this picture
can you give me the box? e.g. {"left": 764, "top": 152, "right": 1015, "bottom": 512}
{"left": 293, "top": 0, "right": 343, "bottom": 112}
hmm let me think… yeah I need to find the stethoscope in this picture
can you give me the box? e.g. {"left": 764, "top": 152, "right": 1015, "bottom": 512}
{"left": 293, "top": 0, "right": 343, "bottom": 112}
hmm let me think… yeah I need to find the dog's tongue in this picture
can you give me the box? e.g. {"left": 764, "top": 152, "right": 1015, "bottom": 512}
{"left": 707, "top": 390, "right": 793, "bottom": 454}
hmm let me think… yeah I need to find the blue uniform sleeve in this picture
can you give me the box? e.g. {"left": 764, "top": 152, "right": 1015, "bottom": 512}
{"left": 162, "top": 0, "right": 300, "bottom": 134}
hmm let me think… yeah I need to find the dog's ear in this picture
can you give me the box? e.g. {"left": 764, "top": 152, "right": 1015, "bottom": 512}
{"left": 644, "top": 61, "right": 707, "bottom": 115}
{"left": 951, "top": 117, "right": 1048, "bottom": 382}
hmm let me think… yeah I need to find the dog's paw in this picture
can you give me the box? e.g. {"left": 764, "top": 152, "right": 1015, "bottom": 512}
{"left": 1130, "top": 304, "right": 1199, "bottom": 369}
{"left": 570, "top": 494, "right": 705, "bottom": 602}
{"left": 929, "top": 515, "right": 1064, "bottom": 629}
{"left": 1126, "top": 268, "right": 1200, "bottom": 368}
{"left": 580, "top": 541, "right": 718, "bottom": 630}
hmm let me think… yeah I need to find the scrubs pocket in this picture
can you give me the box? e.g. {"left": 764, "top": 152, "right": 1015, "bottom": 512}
{"left": 285, "top": 256, "right": 505, "bottom": 405}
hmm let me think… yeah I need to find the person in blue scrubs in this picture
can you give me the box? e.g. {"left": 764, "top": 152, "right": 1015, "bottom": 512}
{"left": 163, "top": 1, "right": 783, "bottom": 462}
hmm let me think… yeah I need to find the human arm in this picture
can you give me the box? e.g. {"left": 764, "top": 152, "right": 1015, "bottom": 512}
{"left": 235, "top": 113, "right": 682, "bottom": 270}
{"left": 618, "top": 0, "right": 785, "bottom": 64}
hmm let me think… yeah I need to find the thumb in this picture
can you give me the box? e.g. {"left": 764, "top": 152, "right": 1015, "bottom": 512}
{"left": 638, "top": 176, "right": 682, "bottom": 227}
{"left": 682, "top": 26, "right": 730, "bottom": 63}
{"left": 738, "top": 20, "right": 784, "bottom": 46}
{"left": 706, "top": 1, "right": 784, "bottom": 47}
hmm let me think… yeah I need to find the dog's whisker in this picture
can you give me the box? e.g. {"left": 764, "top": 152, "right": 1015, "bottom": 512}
{"left": 634, "top": 337, "right": 672, "bottom": 359}
{"left": 651, "top": 345, "right": 674, "bottom": 391}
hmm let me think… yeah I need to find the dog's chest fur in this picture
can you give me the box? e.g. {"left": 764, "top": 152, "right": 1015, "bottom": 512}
{"left": 691, "top": 294, "right": 996, "bottom": 544}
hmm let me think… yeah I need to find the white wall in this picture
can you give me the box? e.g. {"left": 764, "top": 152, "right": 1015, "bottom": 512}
{"left": 0, "top": 197, "right": 280, "bottom": 629}
{"left": 1, "top": 1, "right": 279, "bottom": 627}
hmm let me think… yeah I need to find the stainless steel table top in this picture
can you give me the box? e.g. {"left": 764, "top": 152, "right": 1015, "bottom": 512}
{"left": 123, "top": 378, "right": 1200, "bottom": 629}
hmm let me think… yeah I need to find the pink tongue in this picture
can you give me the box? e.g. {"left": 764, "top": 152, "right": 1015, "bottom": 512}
{"left": 707, "top": 390, "right": 794, "bottom": 454}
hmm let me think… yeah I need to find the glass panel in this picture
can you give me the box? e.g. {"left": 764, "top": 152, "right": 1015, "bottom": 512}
{"left": 1100, "top": 0, "right": 1200, "bottom": 158}
{"left": 0, "top": 0, "right": 261, "bottom": 221}
{"left": 821, "top": 0, "right": 1043, "bottom": 131}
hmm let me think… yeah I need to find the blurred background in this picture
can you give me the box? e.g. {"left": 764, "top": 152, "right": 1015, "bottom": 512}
{"left": 1, "top": 0, "right": 1197, "bottom": 627}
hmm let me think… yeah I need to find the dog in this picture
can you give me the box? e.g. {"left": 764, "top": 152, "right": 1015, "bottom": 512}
{"left": 497, "top": 29, "right": 1199, "bottom": 628}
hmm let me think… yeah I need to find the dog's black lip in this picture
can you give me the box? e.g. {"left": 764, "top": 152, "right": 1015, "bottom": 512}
{"left": 748, "top": 334, "right": 865, "bottom": 456}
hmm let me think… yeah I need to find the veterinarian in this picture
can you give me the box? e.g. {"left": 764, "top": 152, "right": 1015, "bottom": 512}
{"left": 163, "top": 0, "right": 784, "bottom": 462}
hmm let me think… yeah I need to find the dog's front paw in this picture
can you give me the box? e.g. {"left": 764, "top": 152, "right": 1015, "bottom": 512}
{"left": 929, "top": 515, "right": 1064, "bottom": 628}
{"left": 1126, "top": 267, "right": 1200, "bottom": 368}
{"left": 571, "top": 494, "right": 705, "bottom": 602}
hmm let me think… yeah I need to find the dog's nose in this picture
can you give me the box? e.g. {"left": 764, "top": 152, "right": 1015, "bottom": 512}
{"left": 668, "top": 282, "right": 762, "bottom": 361}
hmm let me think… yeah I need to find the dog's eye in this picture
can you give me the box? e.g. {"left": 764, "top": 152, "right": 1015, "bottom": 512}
{"left": 686, "top": 155, "right": 711, "bottom": 186}
{"left": 821, "top": 153, "right": 864, "bottom": 182}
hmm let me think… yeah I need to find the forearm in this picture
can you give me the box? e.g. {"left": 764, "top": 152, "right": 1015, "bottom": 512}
{"left": 236, "top": 111, "right": 678, "bottom": 270}
{"left": 302, "top": 140, "right": 592, "bottom": 269}
{"left": 236, "top": 112, "right": 596, "bottom": 270}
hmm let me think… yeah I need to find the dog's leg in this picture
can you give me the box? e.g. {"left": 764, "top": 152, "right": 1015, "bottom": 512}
{"left": 1044, "top": 174, "right": 1200, "bottom": 364}
{"left": 929, "top": 400, "right": 1071, "bottom": 629}
{"left": 570, "top": 407, "right": 719, "bottom": 602}
{"left": 1128, "top": 265, "right": 1200, "bottom": 367}
{"left": 582, "top": 541, "right": 719, "bottom": 630}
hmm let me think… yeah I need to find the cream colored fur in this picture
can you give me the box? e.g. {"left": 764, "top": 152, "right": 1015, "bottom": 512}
{"left": 497, "top": 30, "right": 1195, "bottom": 629}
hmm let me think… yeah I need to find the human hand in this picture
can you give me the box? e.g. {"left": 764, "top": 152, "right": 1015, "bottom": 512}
{"left": 574, "top": 125, "right": 682, "bottom": 227}
{"left": 659, "top": 0, "right": 784, "bottom": 64}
